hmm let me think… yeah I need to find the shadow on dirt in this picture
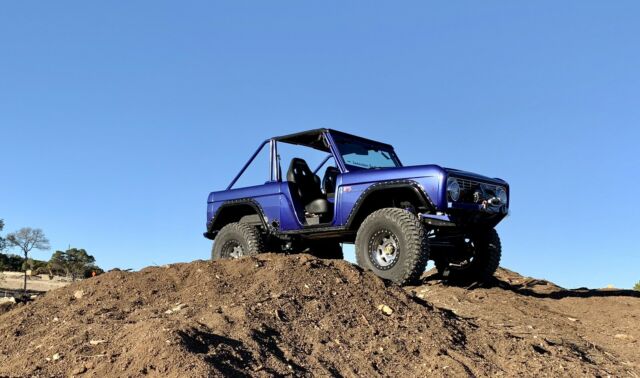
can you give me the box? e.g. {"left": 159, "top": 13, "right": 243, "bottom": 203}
{"left": 491, "top": 278, "right": 640, "bottom": 299}
{"left": 178, "top": 327, "right": 256, "bottom": 377}
{"left": 251, "top": 325, "right": 307, "bottom": 374}
{"left": 177, "top": 323, "right": 308, "bottom": 376}
{"left": 419, "top": 275, "right": 640, "bottom": 300}
{"left": 1, "top": 288, "right": 45, "bottom": 298}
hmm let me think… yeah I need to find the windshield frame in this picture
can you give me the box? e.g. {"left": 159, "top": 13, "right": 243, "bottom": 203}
{"left": 327, "top": 131, "right": 403, "bottom": 172}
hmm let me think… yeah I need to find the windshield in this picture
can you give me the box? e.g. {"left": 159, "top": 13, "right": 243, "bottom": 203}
{"left": 333, "top": 137, "right": 401, "bottom": 170}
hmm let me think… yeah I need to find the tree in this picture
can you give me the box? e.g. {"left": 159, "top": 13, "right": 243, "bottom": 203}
{"left": 48, "top": 250, "right": 69, "bottom": 277}
{"left": 48, "top": 248, "right": 100, "bottom": 280}
{"left": 6, "top": 228, "right": 50, "bottom": 293}
{"left": 66, "top": 248, "right": 97, "bottom": 280}
{"left": 22, "top": 258, "right": 48, "bottom": 275}
{"left": 634, "top": 281, "right": 640, "bottom": 291}
{"left": 0, "top": 220, "right": 14, "bottom": 280}
{"left": 0, "top": 253, "right": 24, "bottom": 272}
{"left": 0, "top": 219, "right": 7, "bottom": 253}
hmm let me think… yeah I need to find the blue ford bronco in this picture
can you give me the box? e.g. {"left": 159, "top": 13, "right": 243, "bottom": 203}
{"left": 205, "top": 129, "right": 509, "bottom": 285}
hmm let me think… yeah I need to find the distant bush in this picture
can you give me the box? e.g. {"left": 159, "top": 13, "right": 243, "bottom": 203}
{"left": 0, "top": 219, "right": 6, "bottom": 253}
{"left": 34, "top": 266, "right": 50, "bottom": 276}
{"left": 0, "top": 253, "right": 24, "bottom": 272}
{"left": 23, "top": 258, "right": 48, "bottom": 273}
{"left": 83, "top": 266, "right": 104, "bottom": 278}
{"left": 49, "top": 248, "right": 102, "bottom": 280}
{"left": 634, "top": 281, "right": 640, "bottom": 291}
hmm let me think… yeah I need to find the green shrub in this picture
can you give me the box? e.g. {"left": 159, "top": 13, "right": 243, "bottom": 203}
{"left": 634, "top": 281, "right": 640, "bottom": 291}
{"left": 22, "top": 258, "right": 48, "bottom": 273}
{"left": 0, "top": 253, "right": 24, "bottom": 272}
{"left": 48, "top": 248, "right": 102, "bottom": 280}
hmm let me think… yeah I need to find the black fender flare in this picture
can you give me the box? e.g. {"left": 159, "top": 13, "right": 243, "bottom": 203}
{"left": 205, "top": 199, "right": 269, "bottom": 239}
{"left": 344, "top": 180, "right": 435, "bottom": 229}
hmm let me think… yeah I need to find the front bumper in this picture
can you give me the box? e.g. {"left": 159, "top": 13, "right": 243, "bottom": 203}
{"left": 448, "top": 201, "right": 509, "bottom": 215}
{"left": 421, "top": 213, "right": 456, "bottom": 227}
{"left": 421, "top": 201, "right": 508, "bottom": 229}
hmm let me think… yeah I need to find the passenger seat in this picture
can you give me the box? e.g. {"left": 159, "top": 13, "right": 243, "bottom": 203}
{"left": 287, "top": 158, "right": 332, "bottom": 218}
{"left": 322, "top": 166, "right": 340, "bottom": 199}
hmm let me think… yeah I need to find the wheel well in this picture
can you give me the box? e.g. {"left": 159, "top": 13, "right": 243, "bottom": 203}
{"left": 210, "top": 203, "right": 265, "bottom": 233}
{"left": 348, "top": 186, "right": 430, "bottom": 230}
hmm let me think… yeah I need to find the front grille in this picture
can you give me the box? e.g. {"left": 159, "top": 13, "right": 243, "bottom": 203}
{"left": 458, "top": 178, "right": 499, "bottom": 192}
{"left": 458, "top": 178, "right": 477, "bottom": 192}
{"left": 456, "top": 177, "right": 500, "bottom": 202}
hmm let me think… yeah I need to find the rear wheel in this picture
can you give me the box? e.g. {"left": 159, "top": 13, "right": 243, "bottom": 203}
{"left": 435, "top": 228, "right": 502, "bottom": 282}
{"left": 211, "top": 222, "right": 265, "bottom": 260}
{"left": 355, "top": 208, "right": 429, "bottom": 285}
{"left": 304, "top": 240, "right": 344, "bottom": 259}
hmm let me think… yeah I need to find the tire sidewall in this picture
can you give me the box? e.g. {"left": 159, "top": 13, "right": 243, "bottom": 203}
{"left": 211, "top": 223, "right": 261, "bottom": 260}
{"left": 356, "top": 209, "right": 427, "bottom": 284}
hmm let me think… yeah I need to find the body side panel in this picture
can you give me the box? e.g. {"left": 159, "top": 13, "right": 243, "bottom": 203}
{"left": 278, "top": 182, "right": 306, "bottom": 231}
{"left": 207, "top": 182, "right": 282, "bottom": 230}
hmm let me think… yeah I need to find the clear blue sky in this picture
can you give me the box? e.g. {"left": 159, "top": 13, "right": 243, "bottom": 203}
{"left": 1, "top": 2, "right": 638, "bottom": 289}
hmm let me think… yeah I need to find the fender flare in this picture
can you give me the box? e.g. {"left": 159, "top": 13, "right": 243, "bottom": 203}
{"left": 344, "top": 180, "right": 435, "bottom": 229}
{"left": 206, "top": 199, "right": 269, "bottom": 239}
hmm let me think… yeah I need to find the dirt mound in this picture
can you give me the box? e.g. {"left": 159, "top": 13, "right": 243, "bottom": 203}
{"left": 0, "top": 254, "right": 637, "bottom": 377}
{"left": 412, "top": 268, "right": 640, "bottom": 375}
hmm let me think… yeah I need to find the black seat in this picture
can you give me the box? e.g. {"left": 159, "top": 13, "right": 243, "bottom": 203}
{"left": 322, "top": 166, "right": 340, "bottom": 198}
{"left": 287, "top": 158, "right": 331, "bottom": 216}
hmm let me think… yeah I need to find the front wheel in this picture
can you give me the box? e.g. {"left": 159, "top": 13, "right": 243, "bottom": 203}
{"left": 211, "top": 222, "right": 265, "bottom": 260}
{"left": 435, "top": 229, "right": 502, "bottom": 282}
{"left": 355, "top": 208, "right": 429, "bottom": 285}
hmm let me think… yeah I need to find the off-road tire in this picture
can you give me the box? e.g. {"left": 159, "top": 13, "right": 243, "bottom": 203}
{"left": 436, "top": 228, "right": 501, "bottom": 282}
{"left": 305, "top": 240, "right": 344, "bottom": 259}
{"left": 211, "top": 222, "right": 265, "bottom": 260}
{"left": 355, "top": 208, "right": 429, "bottom": 285}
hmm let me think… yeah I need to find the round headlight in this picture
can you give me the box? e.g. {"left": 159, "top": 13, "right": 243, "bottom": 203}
{"left": 447, "top": 177, "right": 460, "bottom": 202}
{"left": 497, "top": 187, "right": 508, "bottom": 204}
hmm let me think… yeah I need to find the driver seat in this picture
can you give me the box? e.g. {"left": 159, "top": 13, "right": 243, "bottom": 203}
{"left": 287, "top": 158, "right": 331, "bottom": 217}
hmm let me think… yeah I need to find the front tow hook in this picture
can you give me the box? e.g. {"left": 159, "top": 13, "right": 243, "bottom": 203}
{"left": 481, "top": 197, "right": 508, "bottom": 215}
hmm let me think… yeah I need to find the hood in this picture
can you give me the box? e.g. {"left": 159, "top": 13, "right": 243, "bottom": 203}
{"left": 340, "top": 165, "right": 506, "bottom": 188}
{"left": 341, "top": 164, "right": 447, "bottom": 184}
{"left": 444, "top": 168, "right": 507, "bottom": 185}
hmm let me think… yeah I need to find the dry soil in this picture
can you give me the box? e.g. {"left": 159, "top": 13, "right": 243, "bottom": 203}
{"left": 0, "top": 254, "right": 637, "bottom": 377}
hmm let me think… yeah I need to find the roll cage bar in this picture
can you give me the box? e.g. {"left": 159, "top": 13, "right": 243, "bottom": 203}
{"left": 226, "top": 129, "right": 401, "bottom": 190}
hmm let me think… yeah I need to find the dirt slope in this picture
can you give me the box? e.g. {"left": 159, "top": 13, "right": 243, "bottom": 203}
{"left": 411, "top": 269, "right": 639, "bottom": 376}
{"left": 0, "top": 254, "right": 637, "bottom": 377}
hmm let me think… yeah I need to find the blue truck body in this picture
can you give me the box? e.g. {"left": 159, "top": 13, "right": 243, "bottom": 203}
{"left": 205, "top": 129, "right": 508, "bottom": 241}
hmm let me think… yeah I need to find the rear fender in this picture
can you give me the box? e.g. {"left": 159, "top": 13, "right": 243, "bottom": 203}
{"left": 205, "top": 199, "right": 268, "bottom": 240}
